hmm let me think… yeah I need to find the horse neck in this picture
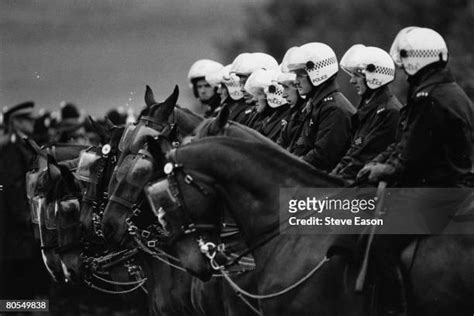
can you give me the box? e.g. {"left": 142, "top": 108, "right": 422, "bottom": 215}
{"left": 175, "top": 106, "right": 203, "bottom": 135}
{"left": 226, "top": 122, "right": 283, "bottom": 147}
{"left": 180, "top": 139, "right": 338, "bottom": 245}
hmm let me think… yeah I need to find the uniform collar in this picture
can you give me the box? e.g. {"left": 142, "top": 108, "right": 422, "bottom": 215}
{"left": 408, "top": 66, "right": 454, "bottom": 95}
{"left": 307, "top": 77, "right": 339, "bottom": 107}
{"left": 357, "top": 86, "right": 392, "bottom": 121}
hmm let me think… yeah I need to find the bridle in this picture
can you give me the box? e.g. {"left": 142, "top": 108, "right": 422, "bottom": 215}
{"left": 156, "top": 148, "right": 221, "bottom": 243}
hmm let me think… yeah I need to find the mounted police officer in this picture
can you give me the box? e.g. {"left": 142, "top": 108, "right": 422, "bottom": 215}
{"left": 204, "top": 64, "right": 244, "bottom": 118}
{"left": 284, "top": 43, "right": 356, "bottom": 172}
{"left": 358, "top": 27, "right": 473, "bottom": 187}
{"left": 229, "top": 52, "right": 279, "bottom": 126}
{"left": 244, "top": 68, "right": 291, "bottom": 141}
{"left": 277, "top": 47, "right": 308, "bottom": 151}
{"left": 187, "top": 59, "right": 224, "bottom": 117}
{"left": 356, "top": 27, "right": 474, "bottom": 316}
{"left": 0, "top": 101, "right": 48, "bottom": 298}
{"left": 331, "top": 45, "right": 401, "bottom": 181}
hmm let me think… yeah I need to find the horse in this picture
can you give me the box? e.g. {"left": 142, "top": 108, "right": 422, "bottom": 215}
{"left": 142, "top": 136, "right": 474, "bottom": 316}
{"left": 102, "top": 86, "right": 266, "bottom": 315}
{"left": 87, "top": 85, "right": 207, "bottom": 315}
{"left": 25, "top": 140, "right": 88, "bottom": 281}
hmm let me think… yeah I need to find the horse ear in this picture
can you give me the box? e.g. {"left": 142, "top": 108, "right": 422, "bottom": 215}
{"left": 145, "top": 85, "right": 157, "bottom": 107}
{"left": 56, "top": 164, "right": 80, "bottom": 194}
{"left": 215, "top": 103, "right": 230, "bottom": 129}
{"left": 47, "top": 154, "right": 58, "bottom": 167}
{"left": 104, "top": 117, "right": 115, "bottom": 130}
{"left": 88, "top": 116, "right": 108, "bottom": 143}
{"left": 163, "top": 85, "right": 179, "bottom": 110}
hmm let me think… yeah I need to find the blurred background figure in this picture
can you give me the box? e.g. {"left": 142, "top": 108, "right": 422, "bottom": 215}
{"left": 0, "top": 101, "right": 50, "bottom": 300}
{"left": 33, "top": 109, "right": 54, "bottom": 146}
{"left": 54, "top": 102, "right": 91, "bottom": 145}
{"left": 105, "top": 107, "right": 128, "bottom": 126}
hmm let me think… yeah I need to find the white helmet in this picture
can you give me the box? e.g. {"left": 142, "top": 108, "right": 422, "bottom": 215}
{"left": 277, "top": 72, "right": 297, "bottom": 85}
{"left": 280, "top": 46, "right": 299, "bottom": 73}
{"left": 340, "top": 44, "right": 395, "bottom": 89}
{"left": 390, "top": 27, "right": 448, "bottom": 76}
{"left": 244, "top": 69, "right": 286, "bottom": 108}
{"left": 187, "top": 59, "right": 224, "bottom": 87}
{"left": 230, "top": 52, "right": 278, "bottom": 77}
{"left": 286, "top": 42, "right": 339, "bottom": 87}
{"left": 206, "top": 64, "right": 244, "bottom": 101}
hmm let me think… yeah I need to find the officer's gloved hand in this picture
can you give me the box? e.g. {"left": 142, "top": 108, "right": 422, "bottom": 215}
{"left": 365, "top": 163, "right": 395, "bottom": 183}
{"left": 356, "top": 162, "right": 377, "bottom": 181}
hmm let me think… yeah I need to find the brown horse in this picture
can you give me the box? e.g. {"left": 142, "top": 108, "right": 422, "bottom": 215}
{"left": 102, "top": 86, "right": 264, "bottom": 315}
{"left": 143, "top": 136, "right": 474, "bottom": 316}
{"left": 26, "top": 141, "right": 88, "bottom": 282}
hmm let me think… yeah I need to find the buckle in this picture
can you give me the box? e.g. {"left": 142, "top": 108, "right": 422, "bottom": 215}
{"left": 141, "top": 230, "right": 151, "bottom": 238}
{"left": 185, "top": 174, "right": 193, "bottom": 184}
{"left": 147, "top": 240, "right": 157, "bottom": 248}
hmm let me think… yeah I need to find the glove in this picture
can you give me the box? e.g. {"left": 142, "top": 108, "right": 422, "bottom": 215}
{"left": 356, "top": 162, "right": 377, "bottom": 181}
{"left": 366, "top": 163, "right": 395, "bottom": 183}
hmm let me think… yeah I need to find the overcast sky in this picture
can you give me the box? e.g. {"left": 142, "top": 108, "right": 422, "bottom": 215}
{"left": 0, "top": 0, "right": 254, "bottom": 116}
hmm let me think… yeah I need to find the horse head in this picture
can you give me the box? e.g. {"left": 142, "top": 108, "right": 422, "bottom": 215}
{"left": 103, "top": 84, "right": 196, "bottom": 245}
{"left": 44, "top": 155, "right": 83, "bottom": 282}
{"left": 143, "top": 136, "right": 222, "bottom": 280}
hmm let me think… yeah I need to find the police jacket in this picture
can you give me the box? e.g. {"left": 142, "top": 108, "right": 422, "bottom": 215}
{"left": 228, "top": 99, "right": 253, "bottom": 125}
{"left": 259, "top": 103, "right": 292, "bottom": 142}
{"left": 372, "top": 66, "right": 474, "bottom": 187}
{"left": 291, "top": 79, "right": 357, "bottom": 172}
{"left": 237, "top": 103, "right": 258, "bottom": 127}
{"left": 332, "top": 86, "right": 401, "bottom": 180}
{"left": 0, "top": 133, "right": 36, "bottom": 259}
{"left": 277, "top": 98, "right": 306, "bottom": 149}
{"left": 247, "top": 106, "right": 273, "bottom": 131}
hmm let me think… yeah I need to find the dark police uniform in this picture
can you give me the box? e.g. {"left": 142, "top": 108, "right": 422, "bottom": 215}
{"left": 369, "top": 66, "right": 474, "bottom": 315}
{"left": 236, "top": 104, "right": 257, "bottom": 127}
{"left": 246, "top": 107, "right": 272, "bottom": 132}
{"left": 291, "top": 79, "right": 356, "bottom": 172}
{"left": 259, "top": 103, "right": 292, "bottom": 142}
{"left": 332, "top": 86, "right": 401, "bottom": 180}
{"left": 227, "top": 98, "right": 252, "bottom": 124}
{"left": 372, "top": 66, "right": 474, "bottom": 187}
{"left": 0, "top": 102, "right": 49, "bottom": 298}
{"left": 277, "top": 98, "right": 306, "bottom": 150}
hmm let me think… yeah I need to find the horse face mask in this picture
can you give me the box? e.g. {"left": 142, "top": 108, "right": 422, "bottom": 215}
{"left": 75, "top": 148, "right": 102, "bottom": 184}
{"left": 145, "top": 178, "right": 179, "bottom": 230}
{"left": 116, "top": 151, "right": 153, "bottom": 188}
{"left": 118, "top": 123, "right": 160, "bottom": 154}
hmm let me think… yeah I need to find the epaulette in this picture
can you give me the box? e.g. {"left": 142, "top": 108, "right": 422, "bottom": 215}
{"left": 322, "top": 96, "right": 334, "bottom": 102}
{"left": 376, "top": 108, "right": 385, "bottom": 114}
{"left": 415, "top": 91, "right": 429, "bottom": 98}
{"left": 281, "top": 119, "right": 288, "bottom": 126}
{"left": 244, "top": 109, "right": 253, "bottom": 115}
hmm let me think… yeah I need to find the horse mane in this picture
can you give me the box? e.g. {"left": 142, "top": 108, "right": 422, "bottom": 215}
{"left": 193, "top": 117, "right": 284, "bottom": 150}
{"left": 180, "top": 136, "right": 346, "bottom": 187}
